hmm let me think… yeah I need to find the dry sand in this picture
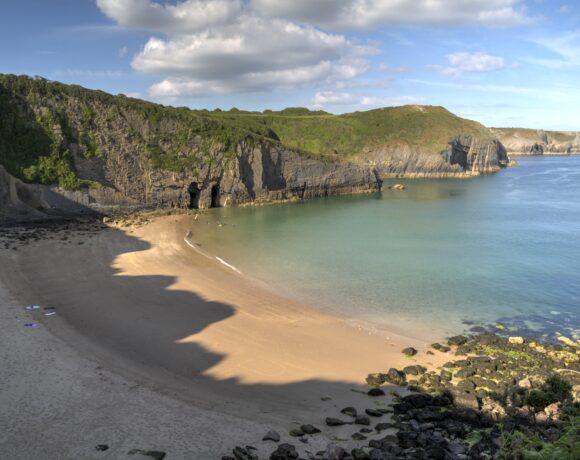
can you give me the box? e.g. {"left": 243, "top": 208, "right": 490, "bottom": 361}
{"left": 0, "top": 214, "right": 449, "bottom": 459}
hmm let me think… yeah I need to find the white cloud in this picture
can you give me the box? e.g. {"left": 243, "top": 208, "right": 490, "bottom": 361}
{"left": 132, "top": 16, "right": 373, "bottom": 96}
{"left": 430, "top": 52, "right": 506, "bottom": 77}
{"left": 94, "top": 0, "right": 530, "bottom": 99}
{"left": 118, "top": 46, "right": 128, "bottom": 57}
{"left": 96, "top": 0, "right": 241, "bottom": 33}
{"left": 251, "top": 0, "right": 532, "bottom": 29}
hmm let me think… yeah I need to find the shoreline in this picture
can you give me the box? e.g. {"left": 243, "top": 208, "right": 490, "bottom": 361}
{"left": 0, "top": 214, "right": 451, "bottom": 458}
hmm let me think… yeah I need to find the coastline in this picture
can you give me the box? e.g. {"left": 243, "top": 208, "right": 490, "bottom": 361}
{"left": 0, "top": 214, "right": 450, "bottom": 458}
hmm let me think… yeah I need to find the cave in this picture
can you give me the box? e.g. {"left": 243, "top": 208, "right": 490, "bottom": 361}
{"left": 210, "top": 184, "right": 220, "bottom": 208}
{"left": 188, "top": 182, "right": 200, "bottom": 209}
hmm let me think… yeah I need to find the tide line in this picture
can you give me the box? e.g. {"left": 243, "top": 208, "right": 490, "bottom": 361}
{"left": 183, "top": 235, "right": 243, "bottom": 275}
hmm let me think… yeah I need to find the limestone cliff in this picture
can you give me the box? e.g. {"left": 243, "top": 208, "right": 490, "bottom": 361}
{"left": 359, "top": 134, "right": 508, "bottom": 178}
{"left": 0, "top": 75, "right": 509, "bottom": 223}
{"left": 491, "top": 128, "right": 580, "bottom": 155}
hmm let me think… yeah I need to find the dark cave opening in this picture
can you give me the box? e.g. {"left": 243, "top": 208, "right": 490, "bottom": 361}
{"left": 210, "top": 184, "right": 220, "bottom": 208}
{"left": 188, "top": 182, "right": 200, "bottom": 209}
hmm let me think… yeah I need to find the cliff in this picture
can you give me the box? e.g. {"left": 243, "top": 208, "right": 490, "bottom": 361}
{"left": 491, "top": 128, "right": 580, "bottom": 155}
{"left": 0, "top": 74, "right": 509, "bottom": 223}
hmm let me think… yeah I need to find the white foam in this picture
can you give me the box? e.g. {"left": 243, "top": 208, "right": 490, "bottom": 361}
{"left": 215, "top": 256, "right": 243, "bottom": 275}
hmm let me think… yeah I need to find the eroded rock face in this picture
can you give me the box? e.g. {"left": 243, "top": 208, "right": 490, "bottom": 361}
{"left": 360, "top": 134, "right": 509, "bottom": 178}
{"left": 445, "top": 134, "right": 509, "bottom": 174}
{"left": 0, "top": 141, "right": 381, "bottom": 224}
{"left": 492, "top": 128, "right": 580, "bottom": 155}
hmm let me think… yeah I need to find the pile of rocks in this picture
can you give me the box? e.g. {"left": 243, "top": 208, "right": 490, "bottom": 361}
{"left": 223, "top": 333, "right": 580, "bottom": 459}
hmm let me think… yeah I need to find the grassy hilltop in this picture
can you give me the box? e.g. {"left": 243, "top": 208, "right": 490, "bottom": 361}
{"left": 1, "top": 74, "right": 489, "bottom": 190}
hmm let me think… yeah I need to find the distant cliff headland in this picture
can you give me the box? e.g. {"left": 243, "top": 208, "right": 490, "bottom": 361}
{"left": 0, "top": 74, "right": 574, "bottom": 223}
{"left": 491, "top": 128, "right": 580, "bottom": 156}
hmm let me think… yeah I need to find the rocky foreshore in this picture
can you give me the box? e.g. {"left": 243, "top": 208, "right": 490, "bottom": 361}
{"left": 222, "top": 334, "right": 580, "bottom": 460}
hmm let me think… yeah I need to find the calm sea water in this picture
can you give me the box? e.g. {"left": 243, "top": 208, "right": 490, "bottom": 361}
{"left": 191, "top": 156, "right": 580, "bottom": 340}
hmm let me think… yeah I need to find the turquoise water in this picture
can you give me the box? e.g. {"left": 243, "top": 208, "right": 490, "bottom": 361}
{"left": 191, "top": 156, "right": 580, "bottom": 340}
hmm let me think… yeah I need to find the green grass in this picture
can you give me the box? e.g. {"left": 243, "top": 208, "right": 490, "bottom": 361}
{"left": 0, "top": 73, "right": 494, "bottom": 188}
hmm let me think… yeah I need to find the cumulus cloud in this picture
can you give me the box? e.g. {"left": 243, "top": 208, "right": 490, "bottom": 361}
{"left": 430, "top": 52, "right": 506, "bottom": 77}
{"left": 95, "top": 0, "right": 530, "bottom": 98}
{"left": 96, "top": 0, "right": 241, "bottom": 33}
{"left": 134, "top": 16, "right": 372, "bottom": 96}
{"left": 252, "top": 0, "right": 532, "bottom": 28}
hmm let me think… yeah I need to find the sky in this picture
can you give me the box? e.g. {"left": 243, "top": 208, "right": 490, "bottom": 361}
{"left": 0, "top": 0, "right": 579, "bottom": 130}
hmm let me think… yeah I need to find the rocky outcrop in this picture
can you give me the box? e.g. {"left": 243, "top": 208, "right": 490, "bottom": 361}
{"left": 0, "top": 143, "right": 380, "bottom": 224}
{"left": 360, "top": 134, "right": 509, "bottom": 178}
{"left": 0, "top": 75, "right": 510, "bottom": 223}
{"left": 491, "top": 128, "right": 580, "bottom": 155}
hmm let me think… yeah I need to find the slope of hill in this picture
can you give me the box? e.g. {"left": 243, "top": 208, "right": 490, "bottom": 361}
{"left": 0, "top": 74, "right": 508, "bottom": 222}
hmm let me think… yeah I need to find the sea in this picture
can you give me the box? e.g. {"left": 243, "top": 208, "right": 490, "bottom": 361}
{"left": 189, "top": 156, "right": 580, "bottom": 341}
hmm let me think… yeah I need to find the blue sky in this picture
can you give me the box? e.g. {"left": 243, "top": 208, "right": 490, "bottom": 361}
{"left": 1, "top": 0, "right": 579, "bottom": 129}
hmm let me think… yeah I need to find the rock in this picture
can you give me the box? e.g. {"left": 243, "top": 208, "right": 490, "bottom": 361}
{"left": 375, "top": 422, "right": 395, "bottom": 432}
{"left": 325, "top": 443, "right": 348, "bottom": 460}
{"left": 402, "top": 347, "right": 418, "bottom": 356}
{"left": 431, "top": 343, "right": 451, "bottom": 353}
{"left": 440, "top": 370, "right": 452, "bottom": 382}
{"left": 365, "top": 408, "right": 383, "bottom": 417}
{"left": 95, "top": 445, "right": 109, "bottom": 452}
{"left": 300, "top": 424, "right": 321, "bottom": 435}
{"left": 402, "top": 393, "right": 433, "bottom": 408}
{"left": 366, "top": 373, "right": 388, "bottom": 387}
{"left": 232, "top": 446, "right": 258, "bottom": 460}
{"left": 289, "top": 428, "right": 304, "bottom": 437}
{"left": 518, "top": 377, "right": 532, "bottom": 389}
{"left": 263, "top": 430, "right": 281, "bottom": 442}
{"left": 360, "top": 427, "right": 373, "bottom": 433}
{"left": 481, "top": 398, "right": 506, "bottom": 421}
{"left": 384, "top": 368, "right": 406, "bottom": 386}
{"left": 367, "top": 387, "right": 385, "bottom": 396}
{"left": 270, "top": 443, "right": 299, "bottom": 460}
{"left": 544, "top": 402, "right": 560, "bottom": 420}
{"left": 326, "top": 417, "right": 351, "bottom": 426}
{"left": 391, "top": 184, "right": 405, "bottom": 190}
{"left": 557, "top": 336, "right": 579, "bottom": 348}
{"left": 351, "top": 433, "right": 367, "bottom": 441}
{"left": 450, "top": 388, "right": 480, "bottom": 411}
{"left": 448, "top": 335, "right": 468, "bottom": 346}
{"left": 403, "top": 365, "right": 426, "bottom": 375}
{"left": 354, "top": 415, "right": 371, "bottom": 426}
{"left": 340, "top": 406, "right": 357, "bottom": 417}
{"left": 128, "top": 450, "right": 166, "bottom": 460}
{"left": 351, "top": 447, "right": 370, "bottom": 459}
{"left": 508, "top": 336, "right": 525, "bottom": 345}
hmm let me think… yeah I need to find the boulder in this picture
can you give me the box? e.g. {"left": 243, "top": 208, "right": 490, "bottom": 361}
{"left": 263, "top": 430, "right": 281, "bottom": 442}
{"left": 384, "top": 368, "right": 406, "bottom": 386}
{"left": 269, "top": 444, "right": 299, "bottom": 460}
{"left": 448, "top": 335, "right": 468, "bottom": 346}
{"left": 402, "top": 347, "right": 418, "bottom": 356}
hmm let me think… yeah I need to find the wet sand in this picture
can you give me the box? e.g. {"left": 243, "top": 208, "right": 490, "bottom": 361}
{"left": 0, "top": 214, "right": 448, "bottom": 458}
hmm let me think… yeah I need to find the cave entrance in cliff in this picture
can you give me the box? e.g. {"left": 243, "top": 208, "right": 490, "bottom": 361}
{"left": 210, "top": 184, "right": 220, "bottom": 208}
{"left": 188, "top": 182, "right": 200, "bottom": 209}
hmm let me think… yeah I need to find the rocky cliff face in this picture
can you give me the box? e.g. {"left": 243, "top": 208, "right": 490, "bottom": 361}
{"left": 360, "top": 134, "right": 509, "bottom": 178}
{"left": 0, "top": 143, "right": 380, "bottom": 224}
{"left": 491, "top": 128, "right": 580, "bottom": 155}
{"left": 0, "top": 75, "right": 510, "bottom": 223}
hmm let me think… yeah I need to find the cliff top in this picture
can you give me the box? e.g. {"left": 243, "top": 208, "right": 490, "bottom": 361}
{"left": 0, "top": 74, "right": 492, "bottom": 189}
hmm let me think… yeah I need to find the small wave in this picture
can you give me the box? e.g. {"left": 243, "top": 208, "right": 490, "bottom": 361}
{"left": 215, "top": 256, "right": 243, "bottom": 275}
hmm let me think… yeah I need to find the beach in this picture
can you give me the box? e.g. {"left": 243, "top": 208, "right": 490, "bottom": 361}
{"left": 0, "top": 214, "right": 448, "bottom": 459}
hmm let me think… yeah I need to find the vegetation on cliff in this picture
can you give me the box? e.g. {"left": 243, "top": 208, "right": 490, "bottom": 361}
{"left": 0, "top": 74, "right": 494, "bottom": 190}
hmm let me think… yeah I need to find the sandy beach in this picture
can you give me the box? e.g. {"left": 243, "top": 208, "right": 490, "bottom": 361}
{"left": 0, "top": 214, "right": 448, "bottom": 459}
